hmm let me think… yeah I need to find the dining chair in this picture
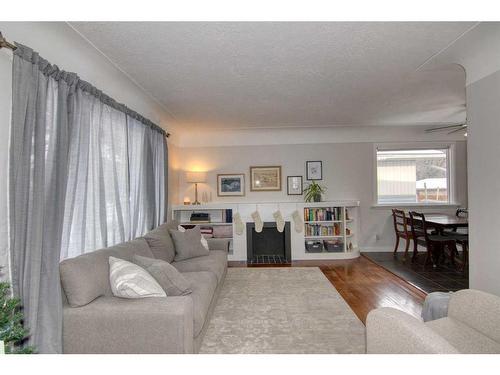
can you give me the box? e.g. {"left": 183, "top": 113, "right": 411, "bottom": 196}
{"left": 409, "top": 211, "right": 458, "bottom": 267}
{"left": 442, "top": 208, "right": 469, "bottom": 272}
{"left": 391, "top": 209, "right": 413, "bottom": 261}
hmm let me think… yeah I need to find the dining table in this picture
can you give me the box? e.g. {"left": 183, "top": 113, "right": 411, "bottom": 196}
{"left": 415, "top": 213, "right": 468, "bottom": 233}
{"left": 408, "top": 212, "right": 469, "bottom": 269}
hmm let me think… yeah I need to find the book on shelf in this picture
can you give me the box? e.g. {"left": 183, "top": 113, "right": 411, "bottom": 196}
{"left": 303, "top": 207, "right": 343, "bottom": 221}
{"left": 304, "top": 222, "right": 342, "bottom": 236}
{"left": 190, "top": 212, "right": 210, "bottom": 222}
{"left": 225, "top": 209, "right": 233, "bottom": 223}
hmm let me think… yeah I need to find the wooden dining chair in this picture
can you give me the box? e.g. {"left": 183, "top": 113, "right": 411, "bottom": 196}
{"left": 391, "top": 209, "right": 413, "bottom": 260}
{"left": 442, "top": 208, "right": 469, "bottom": 272}
{"left": 409, "top": 211, "right": 458, "bottom": 268}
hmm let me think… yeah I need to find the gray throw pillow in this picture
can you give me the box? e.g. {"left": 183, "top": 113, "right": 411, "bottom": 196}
{"left": 169, "top": 226, "right": 210, "bottom": 261}
{"left": 143, "top": 221, "right": 178, "bottom": 263}
{"left": 133, "top": 255, "right": 192, "bottom": 296}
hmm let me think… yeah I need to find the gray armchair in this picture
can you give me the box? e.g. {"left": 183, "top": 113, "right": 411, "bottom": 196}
{"left": 366, "top": 289, "right": 500, "bottom": 354}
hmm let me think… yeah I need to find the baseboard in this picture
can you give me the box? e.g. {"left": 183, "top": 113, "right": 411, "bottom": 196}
{"left": 359, "top": 246, "right": 393, "bottom": 252}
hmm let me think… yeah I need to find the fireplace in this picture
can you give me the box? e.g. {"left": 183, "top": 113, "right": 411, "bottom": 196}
{"left": 246, "top": 222, "right": 291, "bottom": 264}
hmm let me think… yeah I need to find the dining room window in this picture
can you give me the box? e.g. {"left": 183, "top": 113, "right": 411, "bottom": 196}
{"left": 376, "top": 147, "right": 451, "bottom": 205}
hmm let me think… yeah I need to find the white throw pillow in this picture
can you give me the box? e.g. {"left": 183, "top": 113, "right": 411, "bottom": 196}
{"left": 109, "top": 256, "right": 166, "bottom": 299}
{"left": 178, "top": 225, "right": 209, "bottom": 250}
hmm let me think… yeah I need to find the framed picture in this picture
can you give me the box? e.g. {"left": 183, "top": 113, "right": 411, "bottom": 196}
{"left": 287, "top": 176, "right": 303, "bottom": 195}
{"left": 306, "top": 161, "right": 323, "bottom": 180}
{"left": 250, "top": 166, "right": 282, "bottom": 191}
{"left": 217, "top": 174, "right": 245, "bottom": 196}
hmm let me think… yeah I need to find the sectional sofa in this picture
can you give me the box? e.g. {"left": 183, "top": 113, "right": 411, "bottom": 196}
{"left": 59, "top": 221, "right": 228, "bottom": 354}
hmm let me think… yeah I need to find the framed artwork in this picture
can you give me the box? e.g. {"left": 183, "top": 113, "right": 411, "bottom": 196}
{"left": 287, "top": 176, "right": 303, "bottom": 195}
{"left": 306, "top": 161, "right": 323, "bottom": 180}
{"left": 250, "top": 166, "right": 282, "bottom": 191}
{"left": 217, "top": 174, "right": 245, "bottom": 196}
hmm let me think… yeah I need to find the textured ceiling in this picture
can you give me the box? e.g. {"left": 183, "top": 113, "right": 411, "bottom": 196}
{"left": 70, "top": 22, "right": 474, "bottom": 131}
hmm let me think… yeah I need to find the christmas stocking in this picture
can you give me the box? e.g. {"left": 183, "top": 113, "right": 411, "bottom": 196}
{"left": 273, "top": 210, "right": 285, "bottom": 233}
{"left": 233, "top": 212, "right": 244, "bottom": 235}
{"left": 251, "top": 210, "right": 264, "bottom": 233}
{"left": 291, "top": 210, "right": 304, "bottom": 233}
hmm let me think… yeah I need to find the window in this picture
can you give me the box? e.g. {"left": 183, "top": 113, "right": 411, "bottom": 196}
{"left": 376, "top": 147, "right": 451, "bottom": 205}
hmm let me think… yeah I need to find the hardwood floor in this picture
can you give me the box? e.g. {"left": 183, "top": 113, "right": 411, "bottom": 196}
{"left": 228, "top": 255, "right": 426, "bottom": 324}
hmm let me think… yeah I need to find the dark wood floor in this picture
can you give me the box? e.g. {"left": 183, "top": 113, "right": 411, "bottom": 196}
{"left": 363, "top": 251, "right": 468, "bottom": 293}
{"left": 228, "top": 255, "right": 426, "bottom": 324}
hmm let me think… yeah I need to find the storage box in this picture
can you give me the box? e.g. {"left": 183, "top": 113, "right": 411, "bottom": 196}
{"left": 323, "top": 240, "right": 344, "bottom": 252}
{"left": 305, "top": 241, "right": 323, "bottom": 253}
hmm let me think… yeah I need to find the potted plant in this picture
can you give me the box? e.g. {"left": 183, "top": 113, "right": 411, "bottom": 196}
{"left": 0, "top": 267, "right": 35, "bottom": 354}
{"left": 303, "top": 181, "right": 326, "bottom": 202}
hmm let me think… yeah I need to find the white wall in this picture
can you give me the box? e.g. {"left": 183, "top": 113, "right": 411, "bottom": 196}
{"left": 421, "top": 22, "right": 500, "bottom": 296}
{"left": 467, "top": 70, "right": 500, "bottom": 296}
{"left": 173, "top": 140, "right": 468, "bottom": 251}
{"left": 0, "top": 22, "right": 172, "bottom": 281}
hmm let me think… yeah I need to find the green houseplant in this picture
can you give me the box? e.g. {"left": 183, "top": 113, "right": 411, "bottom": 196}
{"left": 0, "top": 269, "right": 35, "bottom": 354}
{"left": 303, "top": 181, "right": 326, "bottom": 202}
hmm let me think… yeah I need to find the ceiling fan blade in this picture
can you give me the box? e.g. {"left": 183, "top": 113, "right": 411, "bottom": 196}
{"left": 447, "top": 125, "right": 468, "bottom": 134}
{"left": 425, "top": 124, "right": 466, "bottom": 133}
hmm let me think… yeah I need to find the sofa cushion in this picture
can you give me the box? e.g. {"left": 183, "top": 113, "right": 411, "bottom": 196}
{"left": 60, "top": 238, "right": 154, "bottom": 307}
{"left": 109, "top": 257, "right": 166, "bottom": 299}
{"left": 133, "top": 255, "right": 192, "bottom": 296}
{"left": 182, "top": 271, "right": 217, "bottom": 337}
{"left": 426, "top": 317, "right": 500, "bottom": 354}
{"left": 206, "top": 238, "right": 231, "bottom": 251}
{"left": 143, "top": 221, "right": 178, "bottom": 263}
{"left": 172, "top": 250, "right": 227, "bottom": 284}
{"left": 169, "top": 226, "right": 209, "bottom": 261}
{"left": 63, "top": 295, "right": 194, "bottom": 354}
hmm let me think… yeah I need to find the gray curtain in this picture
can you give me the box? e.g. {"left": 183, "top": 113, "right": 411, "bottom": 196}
{"left": 9, "top": 44, "right": 167, "bottom": 353}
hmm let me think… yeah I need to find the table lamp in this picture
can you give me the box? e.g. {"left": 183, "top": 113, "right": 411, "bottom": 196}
{"left": 186, "top": 171, "right": 207, "bottom": 205}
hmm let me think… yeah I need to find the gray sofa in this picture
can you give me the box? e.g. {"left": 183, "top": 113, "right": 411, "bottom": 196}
{"left": 366, "top": 289, "right": 500, "bottom": 354}
{"left": 59, "top": 221, "right": 228, "bottom": 354}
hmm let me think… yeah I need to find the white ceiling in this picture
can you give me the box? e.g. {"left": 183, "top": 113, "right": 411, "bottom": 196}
{"left": 70, "top": 22, "right": 474, "bottom": 132}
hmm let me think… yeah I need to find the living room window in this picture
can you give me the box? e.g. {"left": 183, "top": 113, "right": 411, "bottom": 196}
{"left": 375, "top": 146, "right": 452, "bottom": 205}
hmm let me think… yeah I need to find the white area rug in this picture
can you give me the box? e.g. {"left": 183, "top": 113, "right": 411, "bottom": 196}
{"left": 199, "top": 267, "right": 366, "bottom": 353}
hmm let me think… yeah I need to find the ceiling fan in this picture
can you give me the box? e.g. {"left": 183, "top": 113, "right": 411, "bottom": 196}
{"left": 425, "top": 123, "right": 468, "bottom": 137}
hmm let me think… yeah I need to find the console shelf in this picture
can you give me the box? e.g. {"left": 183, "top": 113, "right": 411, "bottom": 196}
{"left": 172, "top": 206, "right": 234, "bottom": 255}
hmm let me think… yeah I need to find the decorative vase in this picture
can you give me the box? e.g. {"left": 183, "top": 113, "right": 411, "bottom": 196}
{"left": 313, "top": 193, "right": 321, "bottom": 202}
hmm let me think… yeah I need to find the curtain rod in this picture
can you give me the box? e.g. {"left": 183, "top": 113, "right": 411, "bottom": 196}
{"left": 0, "top": 32, "right": 17, "bottom": 51}
{"left": 0, "top": 31, "right": 171, "bottom": 138}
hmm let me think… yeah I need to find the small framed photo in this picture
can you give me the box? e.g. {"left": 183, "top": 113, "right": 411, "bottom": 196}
{"left": 306, "top": 161, "right": 323, "bottom": 180}
{"left": 250, "top": 166, "right": 281, "bottom": 191}
{"left": 287, "top": 176, "right": 303, "bottom": 195}
{"left": 217, "top": 174, "right": 245, "bottom": 196}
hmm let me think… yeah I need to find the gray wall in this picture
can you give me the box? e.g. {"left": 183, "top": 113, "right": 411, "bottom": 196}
{"left": 173, "top": 141, "right": 468, "bottom": 251}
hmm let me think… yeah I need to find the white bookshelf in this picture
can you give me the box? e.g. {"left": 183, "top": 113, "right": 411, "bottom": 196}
{"left": 302, "top": 202, "right": 359, "bottom": 259}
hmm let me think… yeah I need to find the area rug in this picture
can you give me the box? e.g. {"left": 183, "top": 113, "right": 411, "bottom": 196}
{"left": 199, "top": 267, "right": 366, "bottom": 353}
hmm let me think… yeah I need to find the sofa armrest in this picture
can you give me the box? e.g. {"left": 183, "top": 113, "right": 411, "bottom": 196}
{"left": 366, "top": 307, "right": 458, "bottom": 354}
{"left": 206, "top": 238, "right": 230, "bottom": 251}
{"left": 448, "top": 289, "right": 500, "bottom": 343}
{"left": 63, "top": 296, "right": 194, "bottom": 354}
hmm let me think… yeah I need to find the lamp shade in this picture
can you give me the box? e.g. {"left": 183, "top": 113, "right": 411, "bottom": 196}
{"left": 186, "top": 171, "right": 207, "bottom": 183}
